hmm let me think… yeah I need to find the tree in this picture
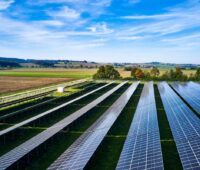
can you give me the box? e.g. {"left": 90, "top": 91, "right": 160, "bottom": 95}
{"left": 144, "top": 71, "right": 151, "bottom": 80}
{"left": 175, "top": 67, "right": 183, "bottom": 79}
{"left": 131, "top": 67, "right": 145, "bottom": 79}
{"left": 161, "top": 71, "right": 170, "bottom": 80}
{"left": 131, "top": 67, "right": 138, "bottom": 78}
{"left": 195, "top": 67, "right": 200, "bottom": 80}
{"left": 124, "top": 66, "right": 132, "bottom": 71}
{"left": 167, "top": 67, "right": 187, "bottom": 81}
{"left": 93, "top": 66, "right": 106, "bottom": 79}
{"left": 104, "top": 65, "right": 120, "bottom": 79}
{"left": 150, "top": 67, "right": 160, "bottom": 77}
{"left": 135, "top": 69, "right": 144, "bottom": 79}
{"left": 93, "top": 65, "right": 120, "bottom": 79}
{"left": 196, "top": 67, "right": 200, "bottom": 75}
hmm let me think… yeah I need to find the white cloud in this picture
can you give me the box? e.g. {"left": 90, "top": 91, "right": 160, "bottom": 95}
{"left": 90, "top": 0, "right": 112, "bottom": 7}
{"left": 117, "top": 36, "right": 142, "bottom": 40}
{"left": 120, "top": 1, "right": 200, "bottom": 37}
{"left": 31, "top": 0, "right": 112, "bottom": 19}
{"left": 87, "top": 23, "right": 113, "bottom": 34}
{"left": 34, "top": 20, "right": 64, "bottom": 27}
{"left": 0, "top": 0, "right": 200, "bottom": 62}
{"left": 161, "top": 33, "right": 200, "bottom": 47}
{"left": 122, "top": 13, "right": 180, "bottom": 20}
{"left": 0, "top": 12, "right": 111, "bottom": 52}
{"left": 47, "top": 6, "right": 80, "bottom": 19}
{"left": 0, "top": 0, "right": 14, "bottom": 10}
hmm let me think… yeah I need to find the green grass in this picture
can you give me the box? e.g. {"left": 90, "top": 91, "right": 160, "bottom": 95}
{"left": 0, "top": 70, "right": 94, "bottom": 78}
{"left": 85, "top": 84, "right": 143, "bottom": 170}
{"left": 23, "top": 84, "right": 130, "bottom": 170}
{"left": 154, "top": 85, "right": 183, "bottom": 170}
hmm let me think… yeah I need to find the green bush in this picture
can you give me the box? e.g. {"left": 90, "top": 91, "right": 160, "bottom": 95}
{"left": 93, "top": 65, "right": 120, "bottom": 80}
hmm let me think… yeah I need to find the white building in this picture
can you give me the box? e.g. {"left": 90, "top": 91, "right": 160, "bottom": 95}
{"left": 57, "top": 87, "right": 65, "bottom": 93}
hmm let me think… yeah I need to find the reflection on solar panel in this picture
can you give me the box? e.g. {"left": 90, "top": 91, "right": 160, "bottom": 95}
{"left": 0, "top": 82, "right": 127, "bottom": 170}
{"left": 0, "top": 83, "right": 112, "bottom": 137}
{"left": 171, "top": 82, "right": 200, "bottom": 114}
{"left": 188, "top": 82, "right": 200, "bottom": 92}
{"left": 48, "top": 82, "right": 139, "bottom": 170}
{"left": 116, "top": 82, "right": 164, "bottom": 170}
{"left": 158, "top": 82, "right": 200, "bottom": 170}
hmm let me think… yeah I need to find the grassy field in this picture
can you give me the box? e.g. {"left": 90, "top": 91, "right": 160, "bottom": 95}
{"left": 0, "top": 68, "right": 96, "bottom": 78}
{"left": 0, "top": 68, "right": 195, "bottom": 79}
{"left": 0, "top": 68, "right": 130, "bottom": 78}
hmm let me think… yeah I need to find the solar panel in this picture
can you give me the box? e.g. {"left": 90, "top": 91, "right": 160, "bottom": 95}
{"left": 187, "top": 81, "right": 200, "bottom": 92}
{"left": 47, "top": 82, "right": 139, "bottom": 170}
{"left": 171, "top": 82, "right": 200, "bottom": 114}
{"left": 0, "top": 83, "right": 112, "bottom": 137}
{"left": 116, "top": 82, "right": 164, "bottom": 170}
{"left": 158, "top": 82, "right": 200, "bottom": 170}
{"left": 0, "top": 82, "right": 97, "bottom": 121}
{"left": 0, "top": 82, "right": 127, "bottom": 170}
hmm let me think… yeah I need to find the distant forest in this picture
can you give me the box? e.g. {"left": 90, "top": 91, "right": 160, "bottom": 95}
{"left": 0, "top": 57, "right": 98, "bottom": 69}
{"left": 0, "top": 57, "right": 199, "bottom": 70}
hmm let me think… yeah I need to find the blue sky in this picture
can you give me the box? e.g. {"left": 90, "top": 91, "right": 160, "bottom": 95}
{"left": 0, "top": 0, "right": 200, "bottom": 64}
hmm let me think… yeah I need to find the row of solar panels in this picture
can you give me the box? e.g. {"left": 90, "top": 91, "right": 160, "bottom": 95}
{"left": 171, "top": 82, "right": 200, "bottom": 114}
{"left": 0, "top": 81, "right": 127, "bottom": 169}
{"left": 116, "top": 82, "right": 164, "bottom": 170}
{"left": 0, "top": 82, "right": 97, "bottom": 122}
{"left": 0, "top": 81, "right": 199, "bottom": 169}
{"left": 159, "top": 82, "right": 200, "bottom": 170}
{"left": 0, "top": 83, "right": 112, "bottom": 137}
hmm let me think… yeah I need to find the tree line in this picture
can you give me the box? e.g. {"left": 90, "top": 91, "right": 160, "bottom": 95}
{"left": 93, "top": 65, "right": 200, "bottom": 81}
{"left": 130, "top": 67, "right": 200, "bottom": 81}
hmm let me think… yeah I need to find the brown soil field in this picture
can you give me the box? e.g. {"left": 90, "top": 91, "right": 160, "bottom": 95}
{"left": 119, "top": 69, "right": 196, "bottom": 77}
{"left": 0, "top": 77, "right": 74, "bottom": 94}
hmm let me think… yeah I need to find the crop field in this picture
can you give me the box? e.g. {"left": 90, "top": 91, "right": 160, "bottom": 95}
{"left": 0, "top": 68, "right": 96, "bottom": 78}
{"left": 0, "top": 67, "right": 195, "bottom": 96}
{"left": 0, "top": 68, "right": 130, "bottom": 95}
{"left": 122, "top": 68, "right": 196, "bottom": 77}
{"left": 0, "top": 76, "right": 75, "bottom": 94}
{"left": 0, "top": 80, "right": 199, "bottom": 170}
{"left": 0, "top": 68, "right": 132, "bottom": 79}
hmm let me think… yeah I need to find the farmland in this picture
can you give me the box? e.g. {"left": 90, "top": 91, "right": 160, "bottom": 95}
{"left": 0, "top": 68, "right": 196, "bottom": 78}
{"left": 0, "top": 77, "right": 75, "bottom": 94}
{"left": 0, "top": 80, "right": 199, "bottom": 170}
{"left": 0, "top": 69, "right": 94, "bottom": 95}
{"left": 0, "top": 68, "right": 196, "bottom": 95}
{"left": 0, "top": 68, "right": 124, "bottom": 95}
{"left": 0, "top": 68, "right": 96, "bottom": 78}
